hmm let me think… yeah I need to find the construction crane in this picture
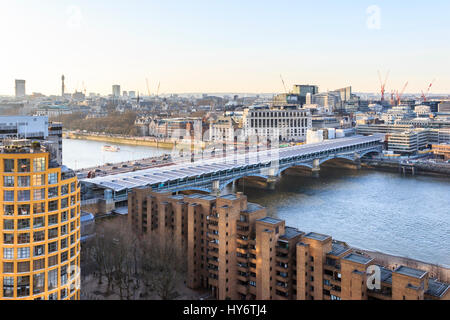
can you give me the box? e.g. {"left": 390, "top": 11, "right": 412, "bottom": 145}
{"left": 377, "top": 70, "right": 390, "bottom": 102}
{"left": 421, "top": 79, "right": 435, "bottom": 102}
{"left": 145, "top": 78, "right": 151, "bottom": 97}
{"left": 280, "top": 74, "right": 288, "bottom": 95}
{"left": 396, "top": 81, "right": 409, "bottom": 105}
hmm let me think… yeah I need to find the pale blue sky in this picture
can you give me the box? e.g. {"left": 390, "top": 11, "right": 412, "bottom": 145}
{"left": 1, "top": 0, "right": 449, "bottom": 95}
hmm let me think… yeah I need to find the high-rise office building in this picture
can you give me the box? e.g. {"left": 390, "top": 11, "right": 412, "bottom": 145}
{"left": 0, "top": 139, "right": 81, "bottom": 300}
{"left": 112, "top": 85, "right": 121, "bottom": 97}
{"left": 292, "top": 85, "right": 319, "bottom": 97}
{"left": 128, "top": 188, "right": 450, "bottom": 300}
{"left": 15, "top": 80, "right": 26, "bottom": 98}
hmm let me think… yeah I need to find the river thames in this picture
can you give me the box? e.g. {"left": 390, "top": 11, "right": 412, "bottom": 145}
{"left": 64, "top": 138, "right": 450, "bottom": 267}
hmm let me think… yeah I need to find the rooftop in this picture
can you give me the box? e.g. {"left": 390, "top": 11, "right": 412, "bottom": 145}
{"left": 342, "top": 253, "right": 373, "bottom": 265}
{"left": 220, "top": 194, "right": 238, "bottom": 201}
{"left": 426, "top": 279, "right": 450, "bottom": 298}
{"left": 304, "top": 232, "right": 331, "bottom": 242}
{"left": 394, "top": 266, "right": 427, "bottom": 279}
{"left": 280, "top": 227, "right": 304, "bottom": 240}
{"left": 244, "top": 202, "right": 264, "bottom": 213}
{"left": 328, "top": 241, "right": 350, "bottom": 257}
{"left": 258, "top": 217, "right": 283, "bottom": 225}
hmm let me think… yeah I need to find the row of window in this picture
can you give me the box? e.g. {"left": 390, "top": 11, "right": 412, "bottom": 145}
{"left": 2, "top": 262, "right": 79, "bottom": 298}
{"left": 3, "top": 203, "right": 79, "bottom": 218}
{"left": 2, "top": 237, "right": 79, "bottom": 259}
{"left": 3, "top": 189, "right": 78, "bottom": 204}
{"left": 2, "top": 158, "right": 46, "bottom": 173}
{"left": 3, "top": 221, "right": 79, "bottom": 244}
{"left": 3, "top": 176, "right": 76, "bottom": 191}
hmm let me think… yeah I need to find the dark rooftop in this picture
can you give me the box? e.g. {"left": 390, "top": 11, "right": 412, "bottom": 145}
{"left": 426, "top": 279, "right": 450, "bottom": 298}
{"left": 328, "top": 242, "right": 350, "bottom": 257}
{"left": 343, "top": 253, "right": 373, "bottom": 265}
{"left": 280, "top": 227, "right": 304, "bottom": 240}
{"left": 220, "top": 194, "right": 238, "bottom": 201}
{"left": 394, "top": 266, "right": 427, "bottom": 279}
{"left": 258, "top": 217, "right": 283, "bottom": 225}
{"left": 244, "top": 202, "right": 264, "bottom": 213}
{"left": 304, "top": 232, "right": 331, "bottom": 242}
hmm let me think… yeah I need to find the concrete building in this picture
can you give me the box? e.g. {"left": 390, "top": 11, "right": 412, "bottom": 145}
{"left": 15, "top": 80, "right": 26, "bottom": 98}
{"left": 112, "top": 85, "right": 121, "bottom": 98}
{"left": 242, "top": 106, "right": 312, "bottom": 142}
{"left": 438, "top": 102, "right": 450, "bottom": 113}
{"left": 312, "top": 92, "right": 341, "bottom": 111}
{"left": 128, "top": 189, "right": 450, "bottom": 300}
{"left": 209, "top": 116, "right": 240, "bottom": 143}
{"left": 387, "top": 129, "right": 430, "bottom": 154}
{"left": 0, "top": 116, "right": 63, "bottom": 165}
{"left": 0, "top": 139, "right": 81, "bottom": 300}
{"left": 381, "top": 105, "right": 415, "bottom": 124}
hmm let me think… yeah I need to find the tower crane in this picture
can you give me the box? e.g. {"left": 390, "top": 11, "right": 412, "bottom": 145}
{"left": 396, "top": 81, "right": 409, "bottom": 105}
{"left": 280, "top": 74, "right": 288, "bottom": 94}
{"left": 377, "top": 70, "right": 390, "bottom": 102}
{"left": 421, "top": 79, "right": 435, "bottom": 102}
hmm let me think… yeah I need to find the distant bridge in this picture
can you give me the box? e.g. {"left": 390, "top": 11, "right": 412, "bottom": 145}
{"left": 81, "top": 134, "right": 384, "bottom": 201}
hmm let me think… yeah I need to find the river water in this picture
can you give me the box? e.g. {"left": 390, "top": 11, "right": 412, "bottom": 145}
{"left": 64, "top": 139, "right": 450, "bottom": 267}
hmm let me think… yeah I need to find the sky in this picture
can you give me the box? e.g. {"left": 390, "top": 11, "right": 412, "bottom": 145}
{"left": 0, "top": 0, "right": 449, "bottom": 96}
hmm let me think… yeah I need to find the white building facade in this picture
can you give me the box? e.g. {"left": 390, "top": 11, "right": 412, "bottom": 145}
{"left": 243, "top": 107, "right": 312, "bottom": 142}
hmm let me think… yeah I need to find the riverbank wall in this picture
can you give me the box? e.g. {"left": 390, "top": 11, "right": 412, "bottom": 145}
{"left": 64, "top": 131, "right": 207, "bottom": 150}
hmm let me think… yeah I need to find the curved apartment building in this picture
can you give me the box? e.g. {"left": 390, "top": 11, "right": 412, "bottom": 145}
{"left": 0, "top": 140, "right": 81, "bottom": 300}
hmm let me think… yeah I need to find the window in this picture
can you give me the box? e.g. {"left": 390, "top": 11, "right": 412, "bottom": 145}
{"left": 18, "top": 233, "right": 30, "bottom": 244}
{"left": 33, "top": 231, "right": 45, "bottom": 242}
{"left": 3, "top": 248, "right": 14, "bottom": 259}
{"left": 3, "top": 277, "right": 14, "bottom": 297}
{"left": 61, "top": 211, "right": 68, "bottom": 222}
{"left": 18, "top": 218, "right": 30, "bottom": 230}
{"left": 33, "top": 273, "right": 45, "bottom": 294}
{"left": 48, "top": 187, "right": 58, "bottom": 198}
{"left": 3, "top": 233, "right": 14, "bottom": 244}
{"left": 48, "top": 241, "right": 58, "bottom": 253}
{"left": 48, "top": 200, "right": 58, "bottom": 212}
{"left": 60, "top": 224, "right": 68, "bottom": 236}
{"left": 4, "top": 219, "right": 14, "bottom": 230}
{"left": 48, "top": 214, "right": 58, "bottom": 225}
{"left": 34, "top": 244, "right": 45, "bottom": 257}
{"left": 48, "top": 173, "right": 58, "bottom": 185}
{"left": 60, "top": 238, "right": 68, "bottom": 249}
{"left": 33, "top": 189, "right": 45, "bottom": 201}
{"left": 33, "top": 202, "right": 45, "bottom": 214}
{"left": 17, "top": 176, "right": 30, "bottom": 187}
{"left": 17, "top": 261, "right": 30, "bottom": 273}
{"left": 18, "top": 159, "right": 31, "bottom": 172}
{"left": 3, "top": 190, "right": 14, "bottom": 202}
{"left": 48, "top": 292, "right": 58, "bottom": 300}
{"left": 48, "top": 255, "right": 58, "bottom": 267}
{"left": 61, "top": 251, "right": 68, "bottom": 263}
{"left": 61, "top": 184, "right": 69, "bottom": 195}
{"left": 3, "top": 176, "right": 14, "bottom": 187}
{"left": 33, "top": 217, "right": 45, "bottom": 228}
{"left": 33, "top": 258, "right": 45, "bottom": 271}
{"left": 3, "top": 204, "right": 14, "bottom": 216}
{"left": 33, "top": 157, "right": 46, "bottom": 172}
{"left": 32, "top": 174, "right": 45, "bottom": 186}
{"left": 70, "top": 182, "right": 75, "bottom": 192}
{"left": 18, "top": 204, "right": 30, "bottom": 216}
{"left": 48, "top": 269, "right": 58, "bottom": 290}
{"left": 61, "top": 197, "right": 68, "bottom": 209}
{"left": 17, "top": 190, "right": 30, "bottom": 201}
{"left": 4, "top": 159, "right": 15, "bottom": 172}
{"left": 3, "top": 262, "right": 14, "bottom": 273}
{"left": 18, "top": 247, "right": 30, "bottom": 259}
{"left": 48, "top": 228, "right": 58, "bottom": 239}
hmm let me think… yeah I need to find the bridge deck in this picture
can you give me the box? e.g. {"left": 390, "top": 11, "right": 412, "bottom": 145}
{"left": 82, "top": 134, "right": 384, "bottom": 192}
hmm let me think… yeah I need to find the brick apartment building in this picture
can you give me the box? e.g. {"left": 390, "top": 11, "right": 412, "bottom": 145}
{"left": 128, "top": 187, "right": 449, "bottom": 300}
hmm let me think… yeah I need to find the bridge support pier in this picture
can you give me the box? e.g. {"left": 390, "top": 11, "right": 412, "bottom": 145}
{"left": 312, "top": 159, "right": 320, "bottom": 178}
{"left": 266, "top": 175, "right": 279, "bottom": 190}
{"left": 212, "top": 180, "right": 221, "bottom": 195}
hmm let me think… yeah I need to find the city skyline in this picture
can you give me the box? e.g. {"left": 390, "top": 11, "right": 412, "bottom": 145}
{"left": 1, "top": 0, "right": 450, "bottom": 96}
